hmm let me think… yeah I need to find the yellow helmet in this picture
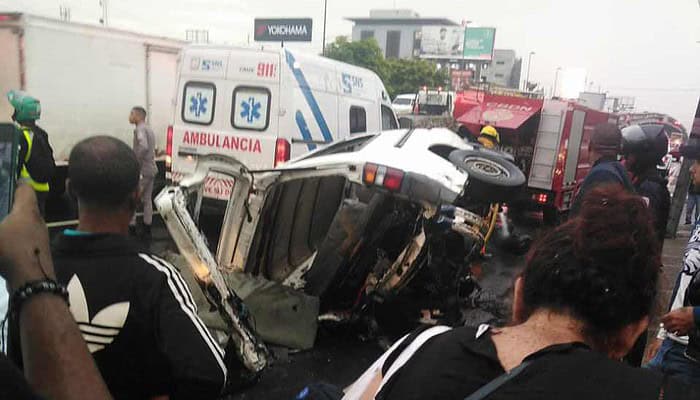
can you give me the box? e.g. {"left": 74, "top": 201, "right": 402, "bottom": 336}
{"left": 480, "top": 125, "right": 500, "bottom": 144}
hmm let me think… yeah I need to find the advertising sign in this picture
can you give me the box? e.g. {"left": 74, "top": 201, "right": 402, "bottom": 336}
{"left": 419, "top": 26, "right": 464, "bottom": 58}
{"left": 254, "top": 18, "right": 313, "bottom": 42}
{"left": 462, "top": 27, "right": 496, "bottom": 61}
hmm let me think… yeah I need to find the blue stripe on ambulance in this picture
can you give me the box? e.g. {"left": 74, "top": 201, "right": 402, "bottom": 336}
{"left": 284, "top": 50, "right": 333, "bottom": 144}
{"left": 295, "top": 111, "right": 317, "bottom": 151}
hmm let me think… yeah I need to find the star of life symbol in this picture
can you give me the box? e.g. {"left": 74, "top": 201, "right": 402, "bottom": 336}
{"left": 240, "top": 97, "right": 262, "bottom": 123}
{"left": 189, "top": 92, "right": 208, "bottom": 118}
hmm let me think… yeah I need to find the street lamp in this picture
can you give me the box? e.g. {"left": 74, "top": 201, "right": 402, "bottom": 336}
{"left": 552, "top": 67, "right": 562, "bottom": 97}
{"left": 322, "top": 0, "right": 328, "bottom": 56}
{"left": 462, "top": 20, "right": 472, "bottom": 71}
{"left": 524, "top": 51, "right": 535, "bottom": 92}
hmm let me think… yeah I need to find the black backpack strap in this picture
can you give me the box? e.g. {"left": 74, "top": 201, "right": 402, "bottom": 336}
{"left": 376, "top": 325, "right": 460, "bottom": 400}
{"left": 463, "top": 359, "right": 533, "bottom": 400}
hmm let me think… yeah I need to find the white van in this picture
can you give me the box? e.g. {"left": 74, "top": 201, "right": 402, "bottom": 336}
{"left": 167, "top": 45, "right": 398, "bottom": 200}
{"left": 392, "top": 93, "right": 417, "bottom": 115}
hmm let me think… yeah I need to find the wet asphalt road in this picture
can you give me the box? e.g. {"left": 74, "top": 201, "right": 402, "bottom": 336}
{"left": 49, "top": 214, "right": 538, "bottom": 400}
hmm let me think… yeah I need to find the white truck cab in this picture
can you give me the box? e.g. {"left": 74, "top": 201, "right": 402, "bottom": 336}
{"left": 167, "top": 45, "right": 398, "bottom": 200}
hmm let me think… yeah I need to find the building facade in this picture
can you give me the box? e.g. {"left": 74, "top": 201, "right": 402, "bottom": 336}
{"left": 347, "top": 9, "right": 458, "bottom": 59}
{"left": 483, "top": 49, "right": 521, "bottom": 89}
{"left": 347, "top": 9, "right": 522, "bottom": 90}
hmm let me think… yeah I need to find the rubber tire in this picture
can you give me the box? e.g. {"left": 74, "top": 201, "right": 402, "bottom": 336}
{"left": 449, "top": 149, "right": 526, "bottom": 203}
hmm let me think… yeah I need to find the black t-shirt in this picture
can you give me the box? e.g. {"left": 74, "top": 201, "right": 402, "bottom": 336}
{"left": 8, "top": 233, "right": 226, "bottom": 400}
{"left": 377, "top": 326, "right": 698, "bottom": 400}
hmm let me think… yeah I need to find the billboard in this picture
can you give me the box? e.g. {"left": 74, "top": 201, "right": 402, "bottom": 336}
{"left": 462, "top": 27, "right": 496, "bottom": 61}
{"left": 254, "top": 18, "right": 313, "bottom": 42}
{"left": 419, "top": 26, "right": 464, "bottom": 58}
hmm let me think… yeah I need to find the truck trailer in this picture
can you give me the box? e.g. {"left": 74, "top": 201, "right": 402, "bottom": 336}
{"left": 0, "top": 12, "right": 185, "bottom": 220}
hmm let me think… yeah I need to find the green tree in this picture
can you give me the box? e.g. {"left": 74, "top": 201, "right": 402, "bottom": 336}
{"left": 325, "top": 37, "right": 446, "bottom": 99}
{"left": 385, "top": 58, "right": 449, "bottom": 98}
{"left": 325, "top": 37, "right": 388, "bottom": 81}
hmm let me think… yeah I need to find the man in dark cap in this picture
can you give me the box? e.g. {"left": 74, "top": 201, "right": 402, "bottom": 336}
{"left": 570, "top": 123, "right": 634, "bottom": 215}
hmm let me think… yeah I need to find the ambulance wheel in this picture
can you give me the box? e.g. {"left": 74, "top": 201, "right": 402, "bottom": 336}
{"left": 449, "top": 149, "right": 526, "bottom": 203}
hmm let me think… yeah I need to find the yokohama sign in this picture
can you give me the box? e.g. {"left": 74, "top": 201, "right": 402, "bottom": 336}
{"left": 254, "top": 18, "right": 313, "bottom": 42}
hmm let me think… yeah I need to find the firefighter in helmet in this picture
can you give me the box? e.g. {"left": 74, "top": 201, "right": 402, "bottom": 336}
{"left": 475, "top": 125, "right": 501, "bottom": 257}
{"left": 7, "top": 90, "right": 55, "bottom": 216}
{"left": 478, "top": 125, "right": 500, "bottom": 149}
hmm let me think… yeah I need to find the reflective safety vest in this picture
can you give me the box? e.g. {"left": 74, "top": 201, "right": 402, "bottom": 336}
{"left": 20, "top": 127, "right": 50, "bottom": 192}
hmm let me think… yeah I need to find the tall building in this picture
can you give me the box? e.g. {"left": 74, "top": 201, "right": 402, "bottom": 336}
{"left": 483, "top": 49, "right": 521, "bottom": 89}
{"left": 346, "top": 9, "right": 522, "bottom": 90}
{"left": 346, "top": 9, "right": 459, "bottom": 60}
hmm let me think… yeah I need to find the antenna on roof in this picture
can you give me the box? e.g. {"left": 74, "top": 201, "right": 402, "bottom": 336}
{"left": 59, "top": 5, "right": 71, "bottom": 22}
{"left": 99, "top": 0, "right": 108, "bottom": 26}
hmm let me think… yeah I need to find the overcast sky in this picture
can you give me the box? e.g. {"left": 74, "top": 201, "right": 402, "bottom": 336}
{"left": 2, "top": 0, "right": 699, "bottom": 127}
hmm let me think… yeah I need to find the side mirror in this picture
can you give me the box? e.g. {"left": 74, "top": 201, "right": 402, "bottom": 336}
{"left": 399, "top": 117, "right": 413, "bottom": 130}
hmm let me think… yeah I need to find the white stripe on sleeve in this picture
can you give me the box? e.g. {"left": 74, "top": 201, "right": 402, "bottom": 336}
{"left": 139, "top": 253, "right": 227, "bottom": 384}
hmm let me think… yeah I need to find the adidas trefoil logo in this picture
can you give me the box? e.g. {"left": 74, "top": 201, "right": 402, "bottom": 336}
{"left": 67, "top": 275, "right": 130, "bottom": 353}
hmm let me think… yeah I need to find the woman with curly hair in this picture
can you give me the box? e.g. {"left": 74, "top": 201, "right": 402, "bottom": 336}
{"left": 342, "top": 185, "right": 697, "bottom": 400}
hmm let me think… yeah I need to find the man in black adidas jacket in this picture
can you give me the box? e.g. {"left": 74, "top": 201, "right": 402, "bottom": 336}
{"left": 9, "top": 136, "right": 226, "bottom": 399}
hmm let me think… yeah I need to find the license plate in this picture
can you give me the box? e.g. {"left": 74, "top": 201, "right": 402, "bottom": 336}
{"left": 203, "top": 172, "right": 236, "bottom": 201}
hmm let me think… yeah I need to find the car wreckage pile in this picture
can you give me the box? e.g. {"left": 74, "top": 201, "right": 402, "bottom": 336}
{"left": 155, "top": 128, "right": 527, "bottom": 384}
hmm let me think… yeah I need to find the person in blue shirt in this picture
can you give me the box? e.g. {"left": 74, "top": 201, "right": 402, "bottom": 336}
{"left": 570, "top": 123, "right": 634, "bottom": 216}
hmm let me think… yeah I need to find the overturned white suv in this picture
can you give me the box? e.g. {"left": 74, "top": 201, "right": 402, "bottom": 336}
{"left": 155, "top": 128, "right": 525, "bottom": 379}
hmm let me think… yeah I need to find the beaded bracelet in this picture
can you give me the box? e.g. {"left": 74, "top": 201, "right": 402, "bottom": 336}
{"left": 10, "top": 279, "right": 69, "bottom": 318}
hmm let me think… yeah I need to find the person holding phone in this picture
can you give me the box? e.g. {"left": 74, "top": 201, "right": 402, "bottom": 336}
{"left": 6, "top": 90, "right": 55, "bottom": 217}
{"left": 0, "top": 184, "right": 112, "bottom": 400}
{"left": 9, "top": 136, "right": 226, "bottom": 400}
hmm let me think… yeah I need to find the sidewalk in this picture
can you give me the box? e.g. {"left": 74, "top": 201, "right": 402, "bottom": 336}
{"left": 648, "top": 223, "right": 693, "bottom": 346}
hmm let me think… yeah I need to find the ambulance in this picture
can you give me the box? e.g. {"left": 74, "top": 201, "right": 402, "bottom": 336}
{"left": 167, "top": 45, "right": 399, "bottom": 200}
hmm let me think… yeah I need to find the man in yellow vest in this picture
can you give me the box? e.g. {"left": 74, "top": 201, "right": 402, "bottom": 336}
{"left": 7, "top": 90, "right": 55, "bottom": 216}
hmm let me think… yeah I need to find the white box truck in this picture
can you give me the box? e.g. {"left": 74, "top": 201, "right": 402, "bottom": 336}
{"left": 0, "top": 12, "right": 184, "bottom": 218}
{"left": 168, "top": 45, "right": 399, "bottom": 201}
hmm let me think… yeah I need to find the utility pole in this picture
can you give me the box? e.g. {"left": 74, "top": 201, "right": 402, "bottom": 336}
{"left": 524, "top": 51, "right": 535, "bottom": 91}
{"left": 461, "top": 20, "right": 472, "bottom": 72}
{"left": 322, "top": 0, "right": 328, "bottom": 56}
{"left": 552, "top": 66, "right": 561, "bottom": 97}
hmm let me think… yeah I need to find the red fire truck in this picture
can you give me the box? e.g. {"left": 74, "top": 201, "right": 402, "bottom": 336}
{"left": 454, "top": 87, "right": 618, "bottom": 222}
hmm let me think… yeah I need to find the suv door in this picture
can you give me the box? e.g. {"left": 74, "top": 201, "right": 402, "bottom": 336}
{"left": 155, "top": 154, "right": 269, "bottom": 374}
